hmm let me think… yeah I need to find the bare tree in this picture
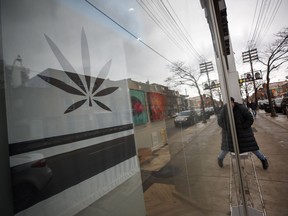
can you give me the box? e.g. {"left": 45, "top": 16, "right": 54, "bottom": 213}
{"left": 258, "top": 27, "right": 288, "bottom": 117}
{"left": 165, "top": 61, "right": 207, "bottom": 123}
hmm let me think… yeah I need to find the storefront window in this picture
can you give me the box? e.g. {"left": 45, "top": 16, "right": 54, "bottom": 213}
{"left": 1, "top": 1, "right": 287, "bottom": 216}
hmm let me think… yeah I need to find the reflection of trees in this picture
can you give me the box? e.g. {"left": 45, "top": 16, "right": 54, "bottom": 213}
{"left": 258, "top": 27, "right": 288, "bottom": 117}
{"left": 165, "top": 61, "right": 207, "bottom": 123}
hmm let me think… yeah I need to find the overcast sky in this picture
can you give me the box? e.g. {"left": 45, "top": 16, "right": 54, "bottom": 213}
{"left": 226, "top": 0, "right": 288, "bottom": 80}
{"left": 4, "top": 0, "right": 287, "bottom": 97}
{"left": 117, "top": 0, "right": 288, "bottom": 96}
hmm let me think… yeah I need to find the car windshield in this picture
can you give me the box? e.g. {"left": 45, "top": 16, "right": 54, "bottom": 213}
{"left": 179, "top": 111, "right": 190, "bottom": 116}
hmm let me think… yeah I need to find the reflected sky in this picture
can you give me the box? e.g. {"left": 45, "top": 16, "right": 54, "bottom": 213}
{"left": 2, "top": 0, "right": 215, "bottom": 96}
{"left": 3, "top": 0, "right": 286, "bottom": 97}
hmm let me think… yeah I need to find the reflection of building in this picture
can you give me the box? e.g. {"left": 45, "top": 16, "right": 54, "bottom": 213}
{"left": 282, "top": 82, "right": 288, "bottom": 96}
{"left": 166, "top": 89, "right": 181, "bottom": 116}
{"left": 128, "top": 79, "right": 187, "bottom": 118}
{"left": 127, "top": 79, "right": 191, "bottom": 164}
{"left": 5, "top": 61, "right": 30, "bottom": 88}
{"left": 187, "top": 94, "right": 220, "bottom": 109}
{"left": 259, "top": 81, "right": 288, "bottom": 98}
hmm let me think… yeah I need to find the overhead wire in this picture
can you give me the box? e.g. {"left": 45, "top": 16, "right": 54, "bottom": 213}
{"left": 151, "top": 0, "right": 188, "bottom": 51}
{"left": 253, "top": 0, "right": 272, "bottom": 45}
{"left": 136, "top": 0, "right": 188, "bottom": 58}
{"left": 155, "top": 0, "right": 195, "bottom": 58}
{"left": 246, "top": 0, "right": 283, "bottom": 49}
{"left": 258, "top": 0, "right": 282, "bottom": 45}
{"left": 85, "top": 0, "right": 210, "bottom": 79}
{"left": 85, "top": 0, "right": 174, "bottom": 65}
{"left": 161, "top": 0, "right": 203, "bottom": 61}
{"left": 149, "top": 0, "right": 196, "bottom": 59}
{"left": 137, "top": 0, "right": 203, "bottom": 62}
{"left": 165, "top": 0, "right": 204, "bottom": 60}
{"left": 246, "top": 0, "right": 260, "bottom": 49}
{"left": 155, "top": 0, "right": 198, "bottom": 59}
{"left": 249, "top": 0, "right": 265, "bottom": 48}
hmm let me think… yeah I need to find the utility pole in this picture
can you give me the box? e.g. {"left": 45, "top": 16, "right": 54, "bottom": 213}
{"left": 242, "top": 49, "right": 258, "bottom": 106}
{"left": 200, "top": 61, "right": 217, "bottom": 113}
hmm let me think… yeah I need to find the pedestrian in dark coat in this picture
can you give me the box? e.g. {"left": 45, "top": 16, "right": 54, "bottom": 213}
{"left": 217, "top": 97, "right": 268, "bottom": 169}
{"left": 247, "top": 101, "right": 257, "bottom": 118}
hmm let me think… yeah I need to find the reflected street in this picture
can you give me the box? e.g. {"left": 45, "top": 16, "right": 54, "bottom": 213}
{"left": 143, "top": 112, "right": 288, "bottom": 216}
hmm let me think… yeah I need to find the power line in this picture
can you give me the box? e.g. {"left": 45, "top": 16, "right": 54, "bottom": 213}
{"left": 140, "top": 0, "right": 194, "bottom": 59}
{"left": 137, "top": 0, "right": 203, "bottom": 61}
{"left": 165, "top": 0, "right": 203, "bottom": 59}
{"left": 247, "top": 0, "right": 283, "bottom": 49}
{"left": 136, "top": 0, "right": 186, "bottom": 57}
{"left": 246, "top": 0, "right": 260, "bottom": 49}
{"left": 253, "top": 0, "right": 272, "bottom": 44}
{"left": 157, "top": 0, "right": 198, "bottom": 59}
{"left": 160, "top": 0, "right": 203, "bottom": 60}
{"left": 258, "top": 0, "right": 282, "bottom": 45}
{"left": 250, "top": 0, "right": 265, "bottom": 47}
{"left": 85, "top": 0, "right": 174, "bottom": 65}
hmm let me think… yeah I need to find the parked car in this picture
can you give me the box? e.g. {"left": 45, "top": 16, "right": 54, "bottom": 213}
{"left": 263, "top": 99, "right": 276, "bottom": 113}
{"left": 174, "top": 110, "right": 199, "bottom": 127}
{"left": 11, "top": 153, "right": 53, "bottom": 211}
{"left": 280, "top": 96, "right": 288, "bottom": 115}
{"left": 258, "top": 99, "right": 268, "bottom": 109}
{"left": 171, "top": 112, "right": 178, "bottom": 118}
{"left": 194, "top": 108, "right": 210, "bottom": 120}
{"left": 205, "top": 107, "right": 215, "bottom": 115}
{"left": 274, "top": 97, "right": 283, "bottom": 113}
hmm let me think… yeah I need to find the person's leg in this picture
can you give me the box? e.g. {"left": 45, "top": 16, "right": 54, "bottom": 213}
{"left": 252, "top": 150, "right": 269, "bottom": 169}
{"left": 252, "top": 150, "right": 266, "bottom": 160}
{"left": 217, "top": 150, "right": 228, "bottom": 168}
{"left": 218, "top": 150, "right": 229, "bottom": 160}
{"left": 253, "top": 109, "right": 257, "bottom": 118}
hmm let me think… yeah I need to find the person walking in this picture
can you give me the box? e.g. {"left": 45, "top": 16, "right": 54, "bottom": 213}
{"left": 217, "top": 97, "right": 269, "bottom": 169}
{"left": 247, "top": 100, "right": 257, "bottom": 118}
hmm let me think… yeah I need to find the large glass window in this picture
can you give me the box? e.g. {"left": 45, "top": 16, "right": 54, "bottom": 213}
{"left": 1, "top": 1, "right": 287, "bottom": 216}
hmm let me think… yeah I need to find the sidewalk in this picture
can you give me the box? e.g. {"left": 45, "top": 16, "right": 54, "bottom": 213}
{"left": 142, "top": 112, "right": 288, "bottom": 216}
{"left": 259, "top": 109, "right": 288, "bottom": 129}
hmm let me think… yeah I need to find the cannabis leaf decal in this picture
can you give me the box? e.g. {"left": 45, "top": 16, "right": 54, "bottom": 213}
{"left": 39, "top": 28, "right": 118, "bottom": 114}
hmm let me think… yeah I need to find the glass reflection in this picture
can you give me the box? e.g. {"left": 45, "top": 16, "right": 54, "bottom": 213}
{"left": 2, "top": 0, "right": 286, "bottom": 216}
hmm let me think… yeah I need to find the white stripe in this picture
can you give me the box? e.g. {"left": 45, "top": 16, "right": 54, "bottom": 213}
{"left": 10, "top": 129, "right": 134, "bottom": 167}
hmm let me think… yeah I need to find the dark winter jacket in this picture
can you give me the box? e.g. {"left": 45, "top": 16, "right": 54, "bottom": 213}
{"left": 217, "top": 102, "right": 259, "bottom": 153}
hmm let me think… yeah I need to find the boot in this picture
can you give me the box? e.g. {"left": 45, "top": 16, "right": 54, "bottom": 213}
{"left": 217, "top": 158, "right": 223, "bottom": 168}
{"left": 261, "top": 158, "right": 269, "bottom": 170}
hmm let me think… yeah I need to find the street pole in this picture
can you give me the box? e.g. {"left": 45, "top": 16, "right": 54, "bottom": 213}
{"left": 242, "top": 49, "right": 258, "bottom": 105}
{"left": 200, "top": 61, "right": 217, "bottom": 113}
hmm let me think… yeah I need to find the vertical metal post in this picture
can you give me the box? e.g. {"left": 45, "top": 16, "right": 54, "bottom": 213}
{"left": 0, "top": 0, "right": 14, "bottom": 213}
{"left": 208, "top": 0, "right": 248, "bottom": 215}
{"left": 0, "top": 62, "right": 13, "bottom": 216}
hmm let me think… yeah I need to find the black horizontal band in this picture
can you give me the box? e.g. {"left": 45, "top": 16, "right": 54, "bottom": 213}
{"left": 9, "top": 123, "right": 133, "bottom": 156}
{"left": 12, "top": 134, "right": 137, "bottom": 213}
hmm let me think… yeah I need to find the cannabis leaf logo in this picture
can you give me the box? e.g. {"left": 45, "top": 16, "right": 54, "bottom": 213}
{"left": 38, "top": 29, "right": 118, "bottom": 114}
